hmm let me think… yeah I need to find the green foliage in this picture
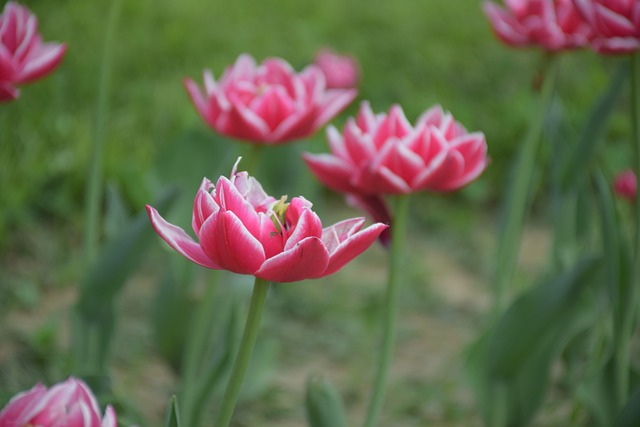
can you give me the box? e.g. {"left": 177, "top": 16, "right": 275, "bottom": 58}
{"left": 164, "top": 396, "right": 182, "bottom": 427}
{"left": 305, "top": 375, "right": 348, "bottom": 427}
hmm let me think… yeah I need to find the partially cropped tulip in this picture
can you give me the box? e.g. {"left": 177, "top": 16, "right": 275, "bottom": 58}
{"left": 573, "top": 0, "right": 640, "bottom": 53}
{"left": 147, "top": 159, "right": 387, "bottom": 283}
{"left": 0, "top": 1, "right": 67, "bottom": 102}
{"left": 0, "top": 377, "right": 117, "bottom": 427}
{"left": 184, "top": 54, "right": 357, "bottom": 144}
{"left": 614, "top": 169, "right": 637, "bottom": 200}
{"left": 303, "top": 101, "right": 488, "bottom": 196}
{"left": 483, "top": 0, "right": 594, "bottom": 50}
{"left": 314, "top": 48, "right": 360, "bottom": 89}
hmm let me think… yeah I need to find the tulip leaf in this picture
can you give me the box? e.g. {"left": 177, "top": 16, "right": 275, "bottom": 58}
{"left": 616, "top": 385, "right": 640, "bottom": 427}
{"left": 561, "top": 63, "right": 628, "bottom": 193}
{"left": 164, "top": 396, "right": 182, "bottom": 427}
{"left": 305, "top": 374, "right": 348, "bottom": 427}
{"left": 488, "top": 256, "right": 601, "bottom": 378}
{"left": 72, "top": 187, "right": 178, "bottom": 374}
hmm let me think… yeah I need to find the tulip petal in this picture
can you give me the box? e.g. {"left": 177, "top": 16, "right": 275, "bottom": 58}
{"left": 321, "top": 217, "right": 365, "bottom": 253}
{"left": 255, "top": 236, "right": 330, "bottom": 283}
{"left": 199, "top": 210, "right": 266, "bottom": 275}
{"left": 146, "top": 205, "right": 220, "bottom": 269}
{"left": 312, "top": 88, "right": 357, "bottom": 130}
{"left": 303, "top": 153, "right": 359, "bottom": 193}
{"left": 284, "top": 204, "right": 323, "bottom": 251}
{"left": 319, "top": 223, "right": 388, "bottom": 277}
{"left": 15, "top": 42, "right": 66, "bottom": 83}
{"left": 102, "top": 406, "right": 117, "bottom": 427}
{"left": 0, "top": 384, "right": 47, "bottom": 426}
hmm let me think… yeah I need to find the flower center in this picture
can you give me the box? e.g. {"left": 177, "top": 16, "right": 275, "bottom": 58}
{"left": 270, "top": 195, "right": 289, "bottom": 233}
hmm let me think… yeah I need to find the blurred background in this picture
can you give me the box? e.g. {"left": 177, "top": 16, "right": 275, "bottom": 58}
{"left": 0, "top": 0, "right": 630, "bottom": 425}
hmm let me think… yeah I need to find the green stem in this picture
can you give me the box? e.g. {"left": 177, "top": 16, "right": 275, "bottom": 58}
{"left": 617, "top": 52, "right": 640, "bottom": 409}
{"left": 493, "top": 56, "right": 558, "bottom": 316}
{"left": 83, "top": 0, "right": 121, "bottom": 263}
{"left": 363, "top": 195, "right": 410, "bottom": 427}
{"left": 213, "top": 277, "right": 270, "bottom": 427}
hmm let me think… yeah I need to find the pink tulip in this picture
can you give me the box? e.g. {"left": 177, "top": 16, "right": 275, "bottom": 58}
{"left": 482, "top": 0, "right": 594, "bottom": 50}
{"left": 314, "top": 48, "right": 360, "bottom": 89}
{"left": 613, "top": 169, "right": 637, "bottom": 200}
{"left": 0, "top": 377, "right": 117, "bottom": 427}
{"left": 0, "top": 1, "right": 67, "bottom": 102}
{"left": 147, "top": 159, "right": 387, "bottom": 283}
{"left": 303, "top": 101, "right": 488, "bottom": 196}
{"left": 573, "top": 0, "right": 640, "bottom": 53}
{"left": 184, "top": 54, "right": 357, "bottom": 144}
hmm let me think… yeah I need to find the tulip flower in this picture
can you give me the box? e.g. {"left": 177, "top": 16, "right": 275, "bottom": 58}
{"left": 314, "top": 48, "right": 360, "bottom": 89}
{"left": 184, "top": 54, "right": 357, "bottom": 144}
{"left": 0, "top": 1, "right": 67, "bottom": 102}
{"left": 613, "top": 169, "right": 637, "bottom": 200}
{"left": 482, "top": 0, "right": 594, "bottom": 50}
{"left": 303, "top": 101, "right": 488, "bottom": 196}
{"left": 146, "top": 158, "right": 387, "bottom": 283}
{"left": 573, "top": 0, "right": 640, "bottom": 53}
{"left": 0, "top": 377, "right": 117, "bottom": 427}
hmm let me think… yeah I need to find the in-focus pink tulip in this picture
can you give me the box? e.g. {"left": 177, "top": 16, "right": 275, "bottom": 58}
{"left": 147, "top": 159, "right": 387, "bottom": 283}
{"left": 483, "top": 0, "right": 594, "bottom": 50}
{"left": 0, "top": 1, "right": 67, "bottom": 102}
{"left": 613, "top": 169, "right": 637, "bottom": 200}
{"left": 0, "top": 377, "right": 117, "bottom": 427}
{"left": 573, "top": 0, "right": 640, "bottom": 53}
{"left": 314, "top": 48, "right": 360, "bottom": 89}
{"left": 303, "top": 101, "right": 488, "bottom": 196}
{"left": 184, "top": 54, "right": 357, "bottom": 144}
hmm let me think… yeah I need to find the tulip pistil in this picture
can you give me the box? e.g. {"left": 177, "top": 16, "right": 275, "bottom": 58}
{"left": 270, "top": 196, "right": 290, "bottom": 233}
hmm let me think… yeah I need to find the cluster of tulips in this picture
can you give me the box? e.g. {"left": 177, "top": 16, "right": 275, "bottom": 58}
{"left": 1, "top": 0, "right": 640, "bottom": 426}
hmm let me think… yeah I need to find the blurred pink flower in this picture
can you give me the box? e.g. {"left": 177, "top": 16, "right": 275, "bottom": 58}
{"left": 482, "top": 0, "right": 594, "bottom": 50}
{"left": 0, "top": 1, "right": 67, "bottom": 102}
{"left": 613, "top": 169, "right": 637, "bottom": 200}
{"left": 184, "top": 54, "right": 357, "bottom": 144}
{"left": 314, "top": 48, "right": 360, "bottom": 89}
{"left": 573, "top": 0, "right": 640, "bottom": 53}
{"left": 0, "top": 377, "right": 117, "bottom": 427}
{"left": 147, "top": 159, "right": 387, "bottom": 283}
{"left": 303, "top": 101, "right": 488, "bottom": 196}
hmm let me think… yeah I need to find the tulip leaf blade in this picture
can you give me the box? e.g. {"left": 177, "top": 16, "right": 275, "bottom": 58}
{"left": 164, "top": 395, "right": 182, "bottom": 427}
{"left": 305, "top": 374, "right": 348, "bottom": 427}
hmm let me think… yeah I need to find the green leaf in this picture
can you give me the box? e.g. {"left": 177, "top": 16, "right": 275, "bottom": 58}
{"left": 164, "top": 396, "right": 182, "bottom": 427}
{"left": 561, "top": 64, "right": 628, "bottom": 193}
{"left": 616, "top": 385, "right": 640, "bottom": 427}
{"left": 305, "top": 375, "right": 348, "bottom": 427}
{"left": 488, "top": 257, "right": 600, "bottom": 378}
{"left": 72, "top": 188, "right": 178, "bottom": 374}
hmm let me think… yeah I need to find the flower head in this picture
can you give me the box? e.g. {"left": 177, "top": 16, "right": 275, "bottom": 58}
{"left": 0, "top": 1, "right": 67, "bottom": 102}
{"left": 573, "top": 0, "right": 640, "bottom": 53}
{"left": 147, "top": 159, "right": 387, "bottom": 283}
{"left": 0, "top": 377, "right": 117, "bottom": 427}
{"left": 303, "top": 101, "right": 488, "bottom": 196}
{"left": 314, "top": 48, "right": 360, "bottom": 89}
{"left": 482, "top": 0, "right": 594, "bottom": 50}
{"left": 184, "top": 54, "right": 357, "bottom": 144}
{"left": 613, "top": 169, "right": 637, "bottom": 200}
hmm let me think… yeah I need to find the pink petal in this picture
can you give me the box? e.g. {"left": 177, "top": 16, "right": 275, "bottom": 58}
{"left": 199, "top": 210, "right": 266, "bottom": 275}
{"left": 255, "top": 236, "right": 330, "bottom": 283}
{"left": 102, "top": 406, "right": 117, "bottom": 427}
{"left": 15, "top": 42, "right": 66, "bottom": 83}
{"left": 0, "top": 383, "right": 47, "bottom": 426}
{"left": 284, "top": 204, "right": 323, "bottom": 251}
{"left": 320, "top": 217, "right": 365, "bottom": 253}
{"left": 312, "top": 88, "right": 357, "bottom": 131}
{"left": 146, "top": 205, "right": 221, "bottom": 269}
{"left": 0, "top": 80, "right": 18, "bottom": 101}
{"left": 319, "top": 223, "right": 388, "bottom": 277}
{"left": 184, "top": 78, "right": 213, "bottom": 126}
{"left": 303, "top": 153, "right": 359, "bottom": 193}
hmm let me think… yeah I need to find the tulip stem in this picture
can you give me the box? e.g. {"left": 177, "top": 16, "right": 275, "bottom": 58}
{"left": 493, "top": 55, "right": 557, "bottom": 317}
{"left": 363, "top": 194, "right": 410, "bottom": 427}
{"left": 83, "top": 0, "right": 121, "bottom": 263}
{"left": 213, "top": 277, "right": 270, "bottom": 427}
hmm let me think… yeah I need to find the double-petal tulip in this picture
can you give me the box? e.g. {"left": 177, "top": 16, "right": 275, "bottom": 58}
{"left": 0, "top": 377, "right": 117, "bottom": 427}
{"left": 0, "top": 1, "right": 67, "bottom": 102}
{"left": 303, "top": 101, "right": 488, "bottom": 196}
{"left": 146, "top": 160, "right": 387, "bottom": 283}
{"left": 314, "top": 48, "right": 360, "bottom": 89}
{"left": 573, "top": 0, "right": 640, "bottom": 53}
{"left": 613, "top": 169, "right": 637, "bottom": 200}
{"left": 483, "top": 0, "right": 594, "bottom": 50}
{"left": 184, "top": 54, "right": 357, "bottom": 144}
